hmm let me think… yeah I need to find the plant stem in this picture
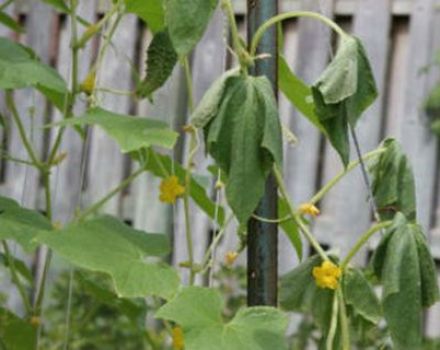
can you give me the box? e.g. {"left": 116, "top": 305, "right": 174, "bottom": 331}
{"left": 337, "top": 288, "right": 350, "bottom": 350}
{"left": 341, "top": 221, "right": 392, "bottom": 269}
{"left": 250, "top": 11, "right": 347, "bottom": 57}
{"left": 183, "top": 58, "right": 194, "bottom": 112}
{"left": 77, "top": 168, "right": 144, "bottom": 221}
{"left": 5, "top": 92, "right": 43, "bottom": 169}
{"left": 273, "top": 166, "right": 328, "bottom": 261}
{"left": 309, "top": 147, "right": 385, "bottom": 205}
{"left": 0, "top": 152, "right": 36, "bottom": 167}
{"left": 0, "top": 0, "right": 14, "bottom": 12}
{"left": 1, "top": 241, "right": 32, "bottom": 314}
{"left": 326, "top": 291, "right": 339, "bottom": 350}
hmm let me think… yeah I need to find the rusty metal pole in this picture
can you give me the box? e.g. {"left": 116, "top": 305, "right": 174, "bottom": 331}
{"left": 247, "top": 0, "right": 279, "bottom": 306}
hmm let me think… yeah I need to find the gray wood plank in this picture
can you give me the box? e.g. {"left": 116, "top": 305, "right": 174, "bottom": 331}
{"left": 279, "top": 0, "right": 334, "bottom": 274}
{"left": 314, "top": 0, "right": 393, "bottom": 264}
{"left": 86, "top": 14, "right": 138, "bottom": 216}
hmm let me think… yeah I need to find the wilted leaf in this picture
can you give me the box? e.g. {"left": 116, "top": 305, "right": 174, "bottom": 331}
{"left": 137, "top": 29, "right": 177, "bottom": 100}
{"left": 164, "top": 0, "right": 218, "bottom": 57}
{"left": 156, "top": 287, "right": 288, "bottom": 350}
{"left": 312, "top": 36, "right": 378, "bottom": 166}
{"left": 36, "top": 215, "right": 179, "bottom": 300}
{"left": 204, "top": 75, "right": 283, "bottom": 223}
{"left": 370, "top": 138, "right": 416, "bottom": 221}
{"left": 52, "top": 107, "right": 178, "bottom": 152}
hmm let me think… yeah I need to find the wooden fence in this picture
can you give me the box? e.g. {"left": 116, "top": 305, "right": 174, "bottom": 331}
{"left": 1, "top": 0, "right": 440, "bottom": 338}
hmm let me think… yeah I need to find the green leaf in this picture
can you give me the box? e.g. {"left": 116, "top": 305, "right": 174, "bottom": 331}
{"left": 190, "top": 69, "right": 239, "bottom": 129}
{"left": 371, "top": 213, "right": 440, "bottom": 349}
{"left": 312, "top": 36, "right": 378, "bottom": 166}
{"left": 425, "top": 84, "right": 440, "bottom": 118}
{"left": 132, "top": 148, "right": 225, "bottom": 225}
{"left": 0, "top": 253, "right": 33, "bottom": 283}
{"left": 125, "top": 0, "right": 165, "bottom": 33}
{"left": 0, "top": 12, "right": 24, "bottom": 33}
{"left": 431, "top": 119, "right": 440, "bottom": 136}
{"left": 156, "top": 286, "right": 288, "bottom": 350}
{"left": 278, "top": 197, "right": 302, "bottom": 260}
{"left": 204, "top": 75, "right": 283, "bottom": 224}
{"left": 370, "top": 138, "right": 416, "bottom": 221}
{"left": 0, "top": 37, "right": 68, "bottom": 109}
{"left": 35, "top": 215, "right": 179, "bottom": 300}
{"left": 343, "top": 268, "right": 381, "bottom": 324}
{"left": 278, "top": 55, "right": 324, "bottom": 134}
{"left": 52, "top": 107, "right": 178, "bottom": 152}
{"left": 0, "top": 308, "right": 36, "bottom": 350}
{"left": 0, "top": 196, "right": 52, "bottom": 251}
{"left": 164, "top": 0, "right": 218, "bottom": 57}
{"left": 42, "top": 0, "right": 70, "bottom": 12}
{"left": 137, "top": 29, "right": 177, "bottom": 100}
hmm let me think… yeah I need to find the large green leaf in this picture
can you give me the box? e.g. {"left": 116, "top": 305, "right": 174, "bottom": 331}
{"left": 312, "top": 36, "right": 378, "bottom": 166}
{"left": 125, "top": 0, "right": 165, "bottom": 33}
{"left": 343, "top": 268, "right": 381, "bottom": 324}
{"left": 132, "top": 148, "right": 225, "bottom": 225}
{"left": 0, "top": 37, "right": 68, "bottom": 109}
{"left": 137, "top": 29, "right": 177, "bottom": 100}
{"left": 164, "top": 0, "right": 218, "bottom": 57}
{"left": 35, "top": 215, "right": 179, "bottom": 300}
{"left": 278, "top": 55, "right": 324, "bottom": 134}
{"left": 369, "top": 138, "right": 416, "bottom": 221}
{"left": 204, "top": 75, "right": 283, "bottom": 224}
{"left": 0, "top": 308, "right": 36, "bottom": 350}
{"left": 0, "top": 12, "right": 24, "bottom": 33}
{"left": 53, "top": 107, "right": 178, "bottom": 152}
{"left": 371, "top": 213, "right": 440, "bottom": 349}
{"left": 278, "top": 197, "right": 302, "bottom": 260}
{"left": 0, "top": 196, "right": 52, "bottom": 251}
{"left": 156, "top": 287, "right": 288, "bottom": 350}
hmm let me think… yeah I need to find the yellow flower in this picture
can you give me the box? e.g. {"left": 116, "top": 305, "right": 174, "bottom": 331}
{"left": 299, "top": 203, "right": 320, "bottom": 217}
{"left": 79, "top": 70, "right": 96, "bottom": 95}
{"left": 159, "top": 176, "right": 185, "bottom": 204}
{"left": 172, "top": 326, "right": 184, "bottom": 350}
{"left": 225, "top": 251, "right": 239, "bottom": 266}
{"left": 29, "top": 316, "right": 41, "bottom": 327}
{"left": 312, "top": 261, "right": 342, "bottom": 290}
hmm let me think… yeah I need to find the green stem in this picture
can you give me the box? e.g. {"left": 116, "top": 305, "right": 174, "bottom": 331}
{"left": 309, "top": 148, "right": 385, "bottom": 205}
{"left": 0, "top": 152, "right": 36, "bottom": 167}
{"left": 0, "top": 0, "right": 14, "bottom": 11}
{"left": 1, "top": 241, "right": 32, "bottom": 314}
{"left": 274, "top": 166, "right": 328, "bottom": 261}
{"left": 77, "top": 168, "right": 144, "bottom": 221}
{"left": 326, "top": 291, "right": 339, "bottom": 350}
{"left": 250, "top": 11, "right": 347, "bottom": 57}
{"left": 337, "top": 288, "right": 350, "bottom": 350}
{"left": 183, "top": 58, "right": 194, "bottom": 112}
{"left": 5, "top": 92, "right": 43, "bottom": 169}
{"left": 341, "top": 221, "right": 392, "bottom": 269}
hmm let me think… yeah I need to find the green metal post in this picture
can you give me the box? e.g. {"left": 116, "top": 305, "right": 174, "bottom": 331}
{"left": 247, "top": 0, "right": 279, "bottom": 306}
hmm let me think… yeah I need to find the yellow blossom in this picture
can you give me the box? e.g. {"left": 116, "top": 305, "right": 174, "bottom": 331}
{"left": 225, "top": 251, "right": 239, "bottom": 266}
{"left": 159, "top": 176, "right": 185, "bottom": 204}
{"left": 299, "top": 203, "right": 320, "bottom": 217}
{"left": 172, "top": 326, "right": 184, "bottom": 350}
{"left": 29, "top": 316, "right": 41, "bottom": 327}
{"left": 79, "top": 70, "right": 96, "bottom": 95}
{"left": 312, "top": 260, "right": 342, "bottom": 290}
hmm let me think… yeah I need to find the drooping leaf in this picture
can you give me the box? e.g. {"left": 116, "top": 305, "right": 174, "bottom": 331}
{"left": 0, "top": 37, "right": 68, "bottom": 109}
{"left": 164, "top": 0, "right": 218, "bottom": 57}
{"left": 132, "top": 148, "right": 225, "bottom": 225}
{"left": 190, "top": 69, "right": 239, "bottom": 129}
{"left": 278, "top": 197, "right": 302, "bottom": 260}
{"left": 0, "top": 196, "right": 52, "bottom": 251}
{"left": 204, "top": 75, "right": 283, "bottom": 224}
{"left": 278, "top": 55, "right": 324, "bottom": 134}
{"left": 137, "top": 29, "right": 177, "bottom": 100}
{"left": 312, "top": 36, "right": 378, "bottom": 166}
{"left": 0, "top": 12, "right": 24, "bottom": 33}
{"left": 371, "top": 213, "right": 440, "bottom": 349}
{"left": 369, "top": 138, "right": 416, "bottom": 221}
{"left": 156, "top": 287, "right": 288, "bottom": 350}
{"left": 0, "top": 308, "right": 36, "bottom": 350}
{"left": 125, "top": 0, "right": 165, "bottom": 33}
{"left": 35, "top": 215, "right": 179, "bottom": 300}
{"left": 343, "top": 268, "right": 381, "bottom": 324}
{"left": 52, "top": 107, "right": 178, "bottom": 152}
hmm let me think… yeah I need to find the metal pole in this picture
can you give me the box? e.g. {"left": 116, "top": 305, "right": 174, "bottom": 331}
{"left": 247, "top": 0, "right": 279, "bottom": 307}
